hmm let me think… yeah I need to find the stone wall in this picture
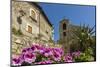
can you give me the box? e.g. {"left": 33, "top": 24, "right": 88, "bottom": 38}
{"left": 40, "top": 14, "right": 52, "bottom": 41}
{"left": 12, "top": 34, "right": 35, "bottom": 55}
{"left": 12, "top": 1, "right": 40, "bottom": 37}
{"left": 11, "top": 1, "right": 53, "bottom": 55}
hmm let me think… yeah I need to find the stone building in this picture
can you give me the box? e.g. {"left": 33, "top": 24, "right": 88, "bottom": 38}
{"left": 59, "top": 18, "right": 78, "bottom": 52}
{"left": 12, "top": 1, "right": 53, "bottom": 54}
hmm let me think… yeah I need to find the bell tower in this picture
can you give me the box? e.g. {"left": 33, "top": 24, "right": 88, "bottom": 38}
{"left": 59, "top": 18, "right": 69, "bottom": 40}
{"left": 59, "top": 18, "right": 70, "bottom": 53}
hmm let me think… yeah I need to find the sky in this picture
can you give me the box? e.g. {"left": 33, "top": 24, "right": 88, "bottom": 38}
{"left": 39, "top": 2, "right": 96, "bottom": 42}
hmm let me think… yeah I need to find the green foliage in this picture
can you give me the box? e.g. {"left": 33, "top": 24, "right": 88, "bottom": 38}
{"left": 74, "top": 47, "right": 94, "bottom": 62}
{"left": 35, "top": 54, "right": 43, "bottom": 62}
{"left": 17, "top": 29, "right": 23, "bottom": 35}
{"left": 12, "top": 27, "right": 17, "bottom": 34}
{"left": 70, "top": 43, "right": 80, "bottom": 52}
{"left": 12, "top": 27, "right": 23, "bottom": 36}
{"left": 89, "top": 36, "right": 96, "bottom": 60}
{"left": 35, "top": 53, "right": 50, "bottom": 63}
{"left": 73, "top": 24, "right": 95, "bottom": 52}
{"left": 70, "top": 24, "right": 96, "bottom": 61}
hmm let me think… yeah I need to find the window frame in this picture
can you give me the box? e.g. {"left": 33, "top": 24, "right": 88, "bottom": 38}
{"left": 30, "top": 8, "right": 37, "bottom": 20}
{"left": 63, "top": 23, "right": 66, "bottom": 30}
{"left": 26, "top": 24, "right": 32, "bottom": 34}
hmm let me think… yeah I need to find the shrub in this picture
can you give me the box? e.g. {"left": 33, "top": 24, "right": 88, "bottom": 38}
{"left": 73, "top": 24, "right": 95, "bottom": 52}
{"left": 12, "top": 27, "right": 23, "bottom": 36}
{"left": 74, "top": 48, "right": 94, "bottom": 62}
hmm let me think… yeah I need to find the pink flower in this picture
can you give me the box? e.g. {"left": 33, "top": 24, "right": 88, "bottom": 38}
{"left": 22, "top": 47, "right": 33, "bottom": 54}
{"left": 23, "top": 53, "right": 36, "bottom": 63}
{"left": 52, "top": 47, "right": 64, "bottom": 56}
{"left": 64, "top": 53, "right": 73, "bottom": 63}
{"left": 35, "top": 60, "right": 53, "bottom": 64}
{"left": 31, "top": 44, "right": 43, "bottom": 52}
{"left": 51, "top": 48, "right": 62, "bottom": 61}
{"left": 12, "top": 55, "right": 23, "bottom": 66}
{"left": 43, "top": 48, "right": 53, "bottom": 57}
{"left": 12, "top": 43, "right": 79, "bottom": 65}
{"left": 72, "top": 51, "right": 81, "bottom": 57}
{"left": 45, "top": 60, "right": 53, "bottom": 64}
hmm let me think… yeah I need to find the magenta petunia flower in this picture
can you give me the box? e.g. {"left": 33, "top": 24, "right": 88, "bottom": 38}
{"left": 51, "top": 48, "right": 62, "bottom": 61}
{"left": 72, "top": 51, "right": 81, "bottom": 57}
{"left": 31, "top": 44, "right": 43, "bottom": 52}
{"left": 64, "top": 54, "right": 73, "bottom": 63}
{"left": 52, "top": 47, "right": 64, "bottom": 56}
{"left": 22, "top": 47, "right": 33, "bottom": 54}
{"left": 43, "top": 47, "right": 53, "bottom": 57}
{"left": 44, "top": 60, "right": 53, "bottom": 64}
{"left": 12, "top": 55, "right": 23, "bottom": 66}
{"left": 12, "top": 43, "right": 76, "bottom": 65}
{"left": 23, "top": 53, "right": 36, "bottom": 63}
{"left": 35, "top": 60, "right": 53, "bottom": 64}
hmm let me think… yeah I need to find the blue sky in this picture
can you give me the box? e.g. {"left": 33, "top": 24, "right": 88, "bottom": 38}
{"left": 39, "top": 3, "right": 96, "bottom": 42}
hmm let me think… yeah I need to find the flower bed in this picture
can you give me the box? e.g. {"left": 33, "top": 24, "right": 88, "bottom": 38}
{"left": 12, "top": 43, "right": 93, "bottom": 66}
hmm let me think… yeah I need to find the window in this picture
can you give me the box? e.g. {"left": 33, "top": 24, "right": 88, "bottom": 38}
{"left": 63, "top": 32, "right": 66, "bottom": 36}
{"left": 28, "top": 25, "right": 32, "bottom": 33}
{"left": 30, "top": 8, "right": 37, "bottom": 21}
{"left": 63, "top": 23, "right": 66, "bottom": 30}
{"left": 31, "top": 10, "right": 35, "bottom": 19}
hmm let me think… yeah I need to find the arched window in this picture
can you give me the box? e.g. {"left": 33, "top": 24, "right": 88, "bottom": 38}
{"left": 30, "top": 8, "right": 37, "bottom": 20}
{"left": 63, "top": 23, "right": 66, "bottom": 30}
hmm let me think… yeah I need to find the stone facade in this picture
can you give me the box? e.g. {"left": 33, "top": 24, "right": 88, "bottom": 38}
{"left": 40, "top": 14, "right": 53, "bottom": 41}
{"left": 12, "top": 1, "right": 53, "bottom": 55}
{"left": 59, "top": 19, "right": 69, "bottom": 40}
{"left": 59, "top": 18, "right": 78, "bottom": 52}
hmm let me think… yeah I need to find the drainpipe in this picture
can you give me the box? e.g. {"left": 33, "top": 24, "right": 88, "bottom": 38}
{"left": 39, "top": 12, "right": 40, "bottom": 45}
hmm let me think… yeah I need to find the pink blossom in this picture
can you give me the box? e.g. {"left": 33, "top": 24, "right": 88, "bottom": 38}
{"left": 35, "top": 60, "right": 53, "bottom": 64}
{"left": 72, "top": 51, "right": 81, "bottom": 57}
{"left": 12, "top": 55, "right": 23, "bottom": 66}
{"left": 64, "top": 54, "right": 73, "bottom": 63}
{"left": 43, "top": 47, "right": 53, "bottom": 57}
{"left": 23, "top": 53, "right": 36, "bottom": 63}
